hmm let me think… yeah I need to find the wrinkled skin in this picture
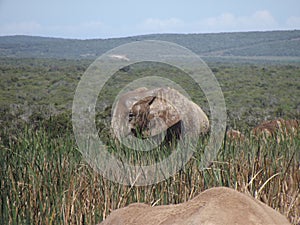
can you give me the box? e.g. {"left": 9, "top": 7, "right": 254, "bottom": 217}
{"left": 99, "top": 187, "right": 290, "bottom": 225}
{"left": 111, "top": 87, "right": 209, "bottom": 144}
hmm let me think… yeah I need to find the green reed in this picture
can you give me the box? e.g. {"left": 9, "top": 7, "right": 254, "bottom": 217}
{"left": 0, "top": 125, "right": 299, "bottom": 224}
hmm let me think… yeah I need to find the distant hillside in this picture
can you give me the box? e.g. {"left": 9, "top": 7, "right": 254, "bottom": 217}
{"left": 0, "top": 30, "right": 300, "bottom": 59}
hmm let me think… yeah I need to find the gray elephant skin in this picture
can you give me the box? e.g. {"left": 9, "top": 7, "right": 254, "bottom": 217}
{"left": 111, "top": 87, "right": 210, "bottom": 145}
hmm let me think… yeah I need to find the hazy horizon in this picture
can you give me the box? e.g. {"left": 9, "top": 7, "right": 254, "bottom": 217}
{"left": 1, "top": 29, "right": 300, "bottom": 41}
{"left": 1, "top": 0, "right": 300, "bottom": 39}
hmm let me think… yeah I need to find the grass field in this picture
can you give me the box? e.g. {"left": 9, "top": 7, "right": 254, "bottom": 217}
{"left": 0, "top": 57, "right": 299, "bottom": 224}
{"left": 0, "top": 116, "right": 299, "bottom": 224}
{"left": 1, "top": 57, "right": 300, "bottom": 126}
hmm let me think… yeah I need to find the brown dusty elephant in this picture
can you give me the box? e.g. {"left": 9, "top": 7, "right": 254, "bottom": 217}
{"left": 252, "top": 119, "right": 299, "bottom": 143}
{"left": 226, "top": 129, "right": 245, "bottom": 142}
{"left": 99, "top": 187, "right": 290, "bottom": 225}
{"left": 111, "top": 87, "right": 209, "bottom": 145}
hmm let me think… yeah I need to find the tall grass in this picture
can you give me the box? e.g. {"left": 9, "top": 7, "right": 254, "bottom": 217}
{"left": 0, "top": 123, "right": 299, "bottom": 224}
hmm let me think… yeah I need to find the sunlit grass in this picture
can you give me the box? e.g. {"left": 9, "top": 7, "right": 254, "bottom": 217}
{"left": 0, "top": 123, "right": 299, "bottom": 225}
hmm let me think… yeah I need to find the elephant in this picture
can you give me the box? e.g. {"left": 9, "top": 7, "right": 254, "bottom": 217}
{"left": 111, "top": 87, "right": 209, "bottom": 146}
{"left": 226, "top": 129, "right": 245, "bottom": 142}
{"left": 252, "top": 119, "right": 299, "bottom": 143}
{"left": 99, "top": 187, "right": 291, "bottom": 225}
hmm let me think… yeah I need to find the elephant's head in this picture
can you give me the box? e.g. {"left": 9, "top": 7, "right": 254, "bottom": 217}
{"left": 128, "top": 94, "right": 181, "bottom": 139}
{"left": 111, "top": 87, "right": 209, "bottom": 143}
{"left": 111, "top": 88, "right": 182, "bottom": 141}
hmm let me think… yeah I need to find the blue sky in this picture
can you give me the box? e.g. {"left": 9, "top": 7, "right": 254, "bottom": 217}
{"left": 0, "top": 0, "right": 300, "bottom": 39}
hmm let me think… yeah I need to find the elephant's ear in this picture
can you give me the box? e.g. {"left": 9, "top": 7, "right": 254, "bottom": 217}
{"left": 135, "top": 95, "right": 156, "bottom": 107}
{"left": 146, "top": 97, "right": 181, "bottom": 137}
{"left": 130, "top": 95, "right": 156, "bottom": 119}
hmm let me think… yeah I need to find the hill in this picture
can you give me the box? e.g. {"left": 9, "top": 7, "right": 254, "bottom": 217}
{"left": 0, "top": 30, "right": 300, "bottom": 59}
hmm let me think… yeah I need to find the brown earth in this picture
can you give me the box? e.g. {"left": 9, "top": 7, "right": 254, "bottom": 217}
{"left": 99, "top": 187, "right": 290, "bottom": 225}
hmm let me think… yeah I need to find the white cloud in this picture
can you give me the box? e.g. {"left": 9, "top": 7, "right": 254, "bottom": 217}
{"left": 48, "top": 21, "right": 105, "bottom": 38}
{"left": 241, "top": 10, "right": 277, "bottom": 29}
{"left": 0, "top": 21, "right": 42, "bottom": 35}
{"left": 0, "top": 10, "right": 294, "bottom": 39}
{"left": 286, "top": 16, "right": 300, "bottom": 29}
{"left": 203, "top": 13, "right": 236, "bottom": 28}
{"left": 136, "top": 11, "right": 279, "bottom": 35}
{"left": 138, "top": 18, "right": 184, "bottom": 33}
{"left": 198, "top": 10, "right": 278, "bottom": 32}
{"left": 0, "top": 20, "right": 106, "bottom": 38}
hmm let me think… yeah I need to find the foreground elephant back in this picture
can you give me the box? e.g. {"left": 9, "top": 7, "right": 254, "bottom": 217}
{"left": 99, "top": 187, "right": 290, "bottom": 225}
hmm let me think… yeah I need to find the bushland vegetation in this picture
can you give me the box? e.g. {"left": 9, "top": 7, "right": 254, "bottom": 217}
{"left": 0, "top": 56, "right": 299, "bottom": 224}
